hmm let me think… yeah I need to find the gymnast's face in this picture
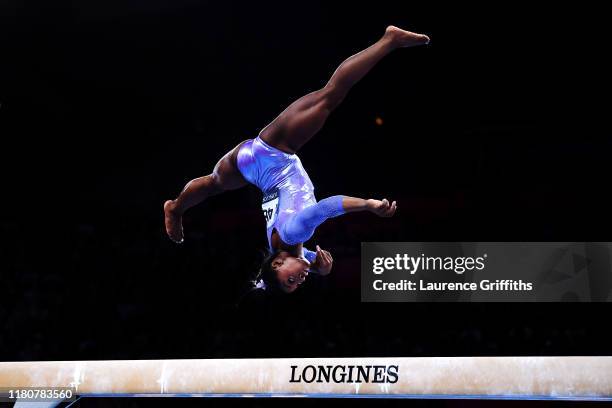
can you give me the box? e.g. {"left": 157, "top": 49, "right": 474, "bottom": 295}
{"left": 272, "top": 251, "right": 310, "bottom": 293}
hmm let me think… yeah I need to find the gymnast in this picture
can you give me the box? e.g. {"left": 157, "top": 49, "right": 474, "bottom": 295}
{"left": 164, "top": 26, "right": 430, "bottom": 293}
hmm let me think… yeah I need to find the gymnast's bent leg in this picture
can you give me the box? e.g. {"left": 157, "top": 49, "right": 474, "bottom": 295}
{"left": 164, "top": 142, "right": 248, "bottom": 243}
{"left": 259, "top": 26, "right": 429, "bottom": 153}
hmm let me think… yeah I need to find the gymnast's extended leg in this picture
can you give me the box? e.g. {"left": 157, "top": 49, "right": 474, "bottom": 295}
{"left": 259, "top": 26, "right": 429, "bottom": 153}
{"left": 164, "top": 143, "right": 247, "bottom": 243}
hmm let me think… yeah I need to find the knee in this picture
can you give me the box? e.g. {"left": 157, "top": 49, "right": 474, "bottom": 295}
{"left": 210, "top": 170, "right": 246, "bottom": 193}
{"left": 321, "top": 82, "right": 345, "bottom": 111}
{"left": 207, "top": 173, "right": 225, "bottom": 194}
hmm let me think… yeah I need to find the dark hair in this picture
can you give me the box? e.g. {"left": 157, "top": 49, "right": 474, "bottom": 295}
{"left": 251, "top": 250, "right": 282, "bottom": 292}
{"left": 235, "top": 250, "right": 282, "bottom": 309}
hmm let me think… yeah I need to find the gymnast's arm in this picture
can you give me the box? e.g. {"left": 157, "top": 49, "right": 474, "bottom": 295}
{"left": 282, "top": 195, "right": 397, "bottom": 245}
{"left": 342, "top": 196, "right": 397, "bottom": 216}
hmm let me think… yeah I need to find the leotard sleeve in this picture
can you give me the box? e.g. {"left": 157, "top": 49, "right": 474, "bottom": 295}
{"left": 303, "top": 247, "right": 317, "bottom": 264}
{"left": 281, "top": 195, "right": 345, "bottom": 245}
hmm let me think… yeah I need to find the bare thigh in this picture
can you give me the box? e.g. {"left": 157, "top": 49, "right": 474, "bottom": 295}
{"left": 212, "top": 140, "right": 250, "bottom": 191}
{"left": 259, "top": 85, "right": 341, "bottom": 153}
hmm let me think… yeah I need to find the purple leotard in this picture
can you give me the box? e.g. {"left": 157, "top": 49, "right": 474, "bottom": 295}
{"left": 236, "top": 136, "right": 345, "bottom": 262}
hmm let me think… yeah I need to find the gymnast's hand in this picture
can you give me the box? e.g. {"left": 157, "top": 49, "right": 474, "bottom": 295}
{"left": 311, "top": 245, "right": 333, "bottom": 276}
{"left": 366, "top": 198, "right": 397, "bottom": 217}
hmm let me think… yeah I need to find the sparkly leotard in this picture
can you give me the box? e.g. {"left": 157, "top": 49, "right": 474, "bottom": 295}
{"left": 236, "top": 136, "right": 345, "bottom": 262}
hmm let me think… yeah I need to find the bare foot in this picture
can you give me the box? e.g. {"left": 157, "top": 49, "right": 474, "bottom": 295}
{"left": 164, "top": 200, "right": 184, "bottom": 243}
{"left": 385, "top": 25, "right": 430, "bottom": 48}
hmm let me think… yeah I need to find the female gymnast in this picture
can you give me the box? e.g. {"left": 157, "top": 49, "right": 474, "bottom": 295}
{"left": 164, "top": 26, "right": 430, "bottom": 293}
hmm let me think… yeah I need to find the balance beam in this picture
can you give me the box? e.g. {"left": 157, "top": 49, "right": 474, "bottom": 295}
{"left": 1, "top": 357, "right": 611, "bottom": 400}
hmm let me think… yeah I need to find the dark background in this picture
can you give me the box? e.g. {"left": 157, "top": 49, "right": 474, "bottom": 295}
{"left": 1, "top": 0, "right": 611, "bottom": 385}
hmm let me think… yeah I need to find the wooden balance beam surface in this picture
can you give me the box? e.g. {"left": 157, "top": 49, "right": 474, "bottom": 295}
{"left": 1, "top": 357, "right": 611, "bottom": 399}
